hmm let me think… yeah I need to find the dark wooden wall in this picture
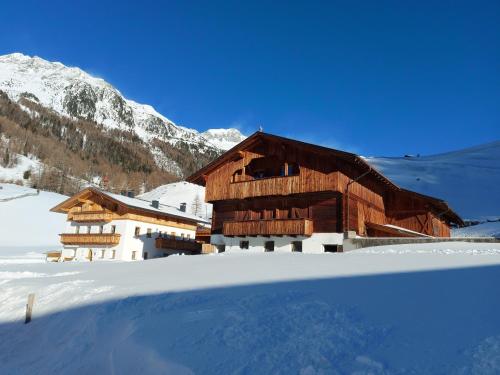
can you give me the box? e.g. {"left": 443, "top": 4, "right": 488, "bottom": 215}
{"left": 203, "top": 137, "right": 453, "bottom": 238}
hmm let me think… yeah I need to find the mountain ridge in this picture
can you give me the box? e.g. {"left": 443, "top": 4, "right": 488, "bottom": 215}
{"left": 0, "top": 53, "right": 246, "bottom": 156}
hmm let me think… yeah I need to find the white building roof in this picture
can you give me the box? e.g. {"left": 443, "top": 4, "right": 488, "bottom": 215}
{"left": 100, "top": 189, "right": 210, "bottom": 224}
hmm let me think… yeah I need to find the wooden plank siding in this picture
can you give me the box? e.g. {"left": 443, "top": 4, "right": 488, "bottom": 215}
{"left": 211, "top": 193, "right": 341, "bottom": 234}
{"left": 223, "top": 218, "right": 313, "bottom": 236}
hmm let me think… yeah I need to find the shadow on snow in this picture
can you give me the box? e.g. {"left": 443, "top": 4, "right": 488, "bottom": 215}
{"left": 1, "top": 265, "right": 500, "bottom": 375}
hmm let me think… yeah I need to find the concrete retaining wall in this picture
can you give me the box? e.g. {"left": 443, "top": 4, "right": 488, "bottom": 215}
{"left": 343, "top": 237, "right": 500, "bottom": 251}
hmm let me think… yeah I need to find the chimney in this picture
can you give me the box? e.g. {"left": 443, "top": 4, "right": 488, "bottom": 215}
{"left": 152, "top": 200, "right": 159, "bottom": 209}
{"left": 127, "top": 191, "right": 135, "bottom": 198}
{"left": 179, "top": 202, "right": 186, "bottom": 212}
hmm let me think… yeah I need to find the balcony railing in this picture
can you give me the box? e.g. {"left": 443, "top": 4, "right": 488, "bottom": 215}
{"left": 71, "top": 211, "right": 114, "bottom": 222}
{"left": 155, "top": 237, "right": 202, "bottom": 252}
{"left": 205, "top": 173, "right": 338, "bottom": 201}
{"left": 223, "top": 218, "right": 313, "bottom": 237}
{"left": 59, "top": 233, "right": 121, "bottom": 246}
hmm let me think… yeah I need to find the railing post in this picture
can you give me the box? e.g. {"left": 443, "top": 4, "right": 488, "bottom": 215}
{"left": 25, "top": 293, "right": 35, "bottom": 324}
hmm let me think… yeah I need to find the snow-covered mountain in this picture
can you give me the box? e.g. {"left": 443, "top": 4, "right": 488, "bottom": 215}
{"left": 201, "top": 128, "right": 247, "bottom": 151}
{"left": 365, "top": 141, "right": 500, "bottom": 221}
{"left": 0, "top": 53, "right": 246, "bottom": 174}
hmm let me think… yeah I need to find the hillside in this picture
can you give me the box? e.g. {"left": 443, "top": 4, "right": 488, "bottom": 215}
{"left": 0, "top": 183, "right": 67, "bottom": 247}
{"left": 365, "top": 141, "right": 500, "bottom": 221}
{"left": 0, "top": 53, "right": 245, "bottom": 194}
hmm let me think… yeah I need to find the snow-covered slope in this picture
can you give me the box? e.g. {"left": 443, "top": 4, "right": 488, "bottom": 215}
{"left": 0, "top": 153, "right": 41, "bottom": 183}
{"left": 0, "top": 53, "right": 246, "bottom": 167}
{"left": 138, "top": 181, "right": 211, "bottom": 219}
{"left": 0, "top": 183, "right": 66, "bottom": 247}
{"left": 365, "top": 141, "right": 500, "bottom": 221}
{"left": 453, "top": 221, "right": 500, "bottom": 238}
{"left": 1, "top": 245, "right": 500, "bottom": 374}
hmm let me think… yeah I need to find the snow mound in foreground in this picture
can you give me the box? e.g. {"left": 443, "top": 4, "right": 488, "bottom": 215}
{"left": 1, "top": 247, "right": 500, "bottom": 374}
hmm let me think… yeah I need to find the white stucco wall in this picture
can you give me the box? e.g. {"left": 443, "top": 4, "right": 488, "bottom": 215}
{"left": 210, "top": 233, "right": 344, "bottom": 254}
{"left": 61, "top": 219, "right": 197, "bottom": 261}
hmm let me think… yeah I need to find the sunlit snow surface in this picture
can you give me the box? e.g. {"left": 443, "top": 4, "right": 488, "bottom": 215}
{"left": 1, "top": 244, "right": 500, "bottom": 374}
{"left": 0, "top": 183, "right": 67, "bottom": 247}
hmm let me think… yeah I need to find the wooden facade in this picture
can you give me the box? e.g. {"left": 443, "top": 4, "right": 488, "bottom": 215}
{"left": 187, "top": 132, "right": 462, "bottom": 239}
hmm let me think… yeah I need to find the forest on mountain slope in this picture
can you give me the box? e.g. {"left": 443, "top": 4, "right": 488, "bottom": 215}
{"left": 0, "top": 91, "right": 220, "bottom": 195}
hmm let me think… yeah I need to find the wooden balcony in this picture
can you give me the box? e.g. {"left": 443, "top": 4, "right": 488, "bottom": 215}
{"left": 206, "top": 173, "right": 338, "bottom": 201}
{"left": 71, "top": 211, "right": 114, "bottom": 222}
{"left": 59, "top": 233, "right": 121, "bottom": 245}
{"left": 223, "top": 218, "right": 313, "bottom": 237}
{"left": 155, "top": 237, "right": 202, "bottom": 252}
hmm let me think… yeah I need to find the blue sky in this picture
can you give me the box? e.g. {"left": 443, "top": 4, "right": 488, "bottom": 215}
{"left": 1, "top": 0, "right": 499, "bottom": 156}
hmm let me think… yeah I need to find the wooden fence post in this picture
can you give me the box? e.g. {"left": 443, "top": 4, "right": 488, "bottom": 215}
{"left": 25, "top": 293, "right": 35, "bottom": 324}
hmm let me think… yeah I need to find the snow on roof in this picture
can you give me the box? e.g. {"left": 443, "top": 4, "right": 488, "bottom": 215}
{"left": 99, "top": 189, "right": 209, "bottom": 224}
{"left": 382, "top": 224, "right": 433, "bottom": 238}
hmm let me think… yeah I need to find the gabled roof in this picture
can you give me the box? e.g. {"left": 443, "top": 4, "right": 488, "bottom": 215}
{"left": 186, "top": 131, "right": 399, "bottom": 189}
{"left": 50, "top": 187, "right": 209, "bottom": 224}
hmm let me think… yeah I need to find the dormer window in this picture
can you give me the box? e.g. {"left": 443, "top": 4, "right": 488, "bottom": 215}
{"left": 243, "top": 157, "right": 300, "bottom": 180}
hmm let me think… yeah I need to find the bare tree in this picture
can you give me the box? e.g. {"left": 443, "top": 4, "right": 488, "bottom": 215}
{"left": 191, "top": 193, "right": 203, "bottom": 217}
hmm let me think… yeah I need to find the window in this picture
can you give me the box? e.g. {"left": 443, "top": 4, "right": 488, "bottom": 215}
{"left": 265, "top": 241, "right": 275, "bottom": 252}
{"left": 181, "top": 233, "right": 185, "bottom": 240}
{"left": 171, "top": 231, "right": 176, "bottom": 239}
{"left": 147, "top": 228, "right": 152, "bottom": 238}
{"left": 240, "top": 241, "right": 249, "bottom": 250}
{"left": 324, "top": 245, "right": 342, "bottom": 253}
{"left": 111, "top": 250, "right": 116, "bottom": 259}
{"left": 144, "top": 252, "right": 148, "bottom": 260}
{"left": 134, "top": 227, "right": 140, "bottom": 237}
{"left": 99, "top": 225, "right": 104, "bottom": 234}
{"left": 287, "top": 163, "right": 299, "bottom": 176}
{"left": 101, "top": 249, "right": 105, "bottom": 258}
{"left": 216, "top": 245, "right": 226, "bottom": 253}
{"left": 75, "top": 226, "right": 80, "bottom": 234}
{"left": 187, "top": 233, "right": 191, "bottom": 240}
{"left": 291, "top": 241, "right": 302, "bottom": 252}
{"left": 87, "top": 226, "right": 91, "bottom": 234}
{"left": 132, "top": 251, "right": 137, "bottom": 260}
{"left": 111, "top": 225, "right": 116, "bottom": 234}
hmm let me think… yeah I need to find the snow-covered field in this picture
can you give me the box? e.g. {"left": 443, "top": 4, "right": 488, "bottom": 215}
{"left": 1, "top": 243, "right": 500, "bottom": 374}
{"left": 0, "top": 183, "right": 67, "bottom": 247}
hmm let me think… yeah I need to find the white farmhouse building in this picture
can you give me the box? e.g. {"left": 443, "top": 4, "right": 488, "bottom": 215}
{"left": 51, "top": 187, "right": 208, "bottom": 261}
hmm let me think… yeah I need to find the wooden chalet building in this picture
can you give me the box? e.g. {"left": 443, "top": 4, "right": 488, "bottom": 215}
{"left": 51, "top": 187, "right": 209, "bottom": 261}
{"left": 187, "top": 132, "right": 463, "bottom": 253}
